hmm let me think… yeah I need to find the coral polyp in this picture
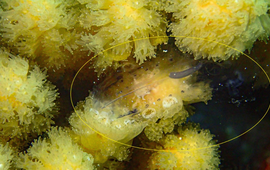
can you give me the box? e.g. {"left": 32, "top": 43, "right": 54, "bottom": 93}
{"left": 0, "top": 143, "right": 14, "bottom": 170}
{"left": 0, "top": 51, "right": 58, "bottom": 146}
{"left": 69, "top": 96, "right": 141, "bottom": 163}
{"left": 148, "top": 122, "right": 220, "bottom": 170}
{"left": 167, "top": 0, "right": 270, "bottom": 61}
{"left": 77, "top": 0, "right": 168, "bottom": 71}
{"left": 16, "top": 127, "right": 95, "bottom": 169}
{"left": 0, "top": 0, "right": 80, "bottom": 69}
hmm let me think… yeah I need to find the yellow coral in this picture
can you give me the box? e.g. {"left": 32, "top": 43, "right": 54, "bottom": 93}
{"left": 69, "top": 98, "right": 140, "bottom": 163}
{"left": 148, "top": 122, "right": 220, "bottom": 170}
{"left": 0, "top": 0, "right": 81, "bottom": 69}
{"left": 0, "top": 143, "right": 14, "bottom": 170}
{"left": 16, "top": 127, "right": 95, "bottom": 170}
{"left": 0, "top": 51, "right": 58, "bottom": 140}
{"left": 77, "top": 0, "right": 168, "bottom": 71}
{"left": 167, "top": 0, "right": 270, "bottom": 61}
{"left": 144, "top": 109, "right": 189, "bottom": 141}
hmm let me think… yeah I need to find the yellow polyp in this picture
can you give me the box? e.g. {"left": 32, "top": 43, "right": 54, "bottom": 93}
{"left": 198, "top": 0, "right": 232, "bottom": 15}
{"left": 148, "top": 123, "right": 220, "bottom": 170}
{"left": 91, "top": 153, "right": 108, "bottom": 164}
{"left": 16, "top": 127, "right": 95, "bottom": 169}
{"left": 111, "top": 0, "right": 146, "bottom": 22}
{"left": 150, "top": 35, "right": 168, "bottom": 46}
{"left": 80, "top": 134, "right": 106, "bottom": 151}
{"left": 168, "top": 0, "right": 270, "bottom": 61}
{"left": 76, "top": 133, "right": 121, "bottom": 163}
{"left": 103, "top": 49, "right": 131, "bottom": 61}
{"left": 0, "top": 52, "right": 58, "bottom": 150}
{"left": 0, "top": 93, "right": 22, "bottom": 110}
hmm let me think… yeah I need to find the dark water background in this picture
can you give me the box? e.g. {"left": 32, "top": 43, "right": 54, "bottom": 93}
{"left": 189, "top": 40, "right": 270, "bottom": 170}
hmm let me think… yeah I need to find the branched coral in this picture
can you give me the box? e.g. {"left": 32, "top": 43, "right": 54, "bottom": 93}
{"left": 16, "top": 127, "right": 95, "bottom": 170}
{"left": 0, "top": 51, "right": 58, "bottom": 142}
{"left": 77, "top": 0, "right": 168, "bottom": 71}
{"left": 167, "top": 0, "right": 270, "bottom": 61}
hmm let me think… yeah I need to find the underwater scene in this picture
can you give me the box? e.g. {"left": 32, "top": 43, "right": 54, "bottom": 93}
{"left": 0, "top": 0, "right": 270, "bottom": 169}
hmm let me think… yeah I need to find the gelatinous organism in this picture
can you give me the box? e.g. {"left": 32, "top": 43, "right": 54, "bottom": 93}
{"left": 203, "top": 60, "right": 232, "bottom": 76}
{"left": 169, "top": 62, "right": 203, "bottom": 79}
{"left": 117, "top": 109, "right": 139, "bottom": 118}
{"left": 226, "top": 70, "right": 244, "bottom": 96}
{"left": 101, "top": 60, "right": 202, "bottom": 110}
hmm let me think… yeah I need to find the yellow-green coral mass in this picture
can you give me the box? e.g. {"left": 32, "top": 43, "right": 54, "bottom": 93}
{"left": 0, "top": 0, "right": 269, "bottom": 169}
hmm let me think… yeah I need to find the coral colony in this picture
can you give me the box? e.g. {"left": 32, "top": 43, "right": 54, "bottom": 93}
{"left": 0, "top": 0, "right": 269, "bottom": 169}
